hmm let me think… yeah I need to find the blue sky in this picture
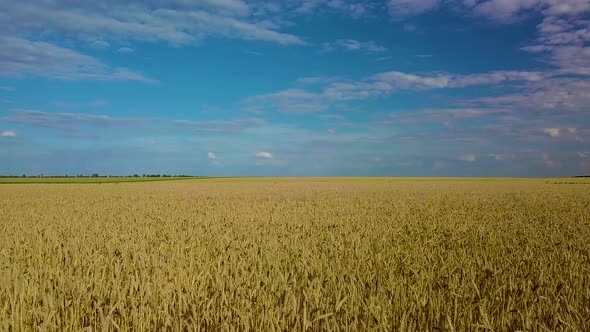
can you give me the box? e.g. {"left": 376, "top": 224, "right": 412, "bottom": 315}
{"left": 0, "top": 0, "right": 589, "bottom": 177}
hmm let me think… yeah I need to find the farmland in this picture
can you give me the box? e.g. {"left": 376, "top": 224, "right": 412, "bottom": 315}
{"left": 1, "top": 177, "right": 589, "bottom": 330}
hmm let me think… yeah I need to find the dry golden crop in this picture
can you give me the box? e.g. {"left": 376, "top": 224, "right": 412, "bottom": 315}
{"left": 1, "top": 177, "right": 589, "bottom": 331}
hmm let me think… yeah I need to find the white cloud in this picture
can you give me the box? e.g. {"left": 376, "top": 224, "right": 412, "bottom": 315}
{"left": 459, "top": 154, "right": 477, "bottom": 162}
{"left": 371, "top": 71, "right": 451, "bottom": 89}
{"left": 197, "top": 0, "right": 251, "bottom": 16}
{"left": 208, "top": 152, "right": 217, "bottom": 160}
{"left": 1, "top": 130, "right": 16, "bottom": 137}
{"left": 542, "top": 152, "right": 559, "bottom": 167}
{"left": 388, "top": 0, "right": 440, "bottom": 16}
{"left": 117, "top": 47, "right": 134, "bottom": 53}
{"left": 382, "top": 0, "right": 580, "bottom": 23}
{"left": 387, "top": 108, "right": 507, "bottom": 125}
{"left": 243, "top": 89, "right": 328, "bottom": 114}
{"left": 543, "top": 128, "right": 561, "bottom": 137}
{"left": 578, "top": 152, "right": 590, "bottom": 158}
{"left": 256, "top": 151, "right": 273, "bottom": 159}
{"left": 292, "top": 0, "right": 373, "bottom": 18}
{"left": 520, "top": 7, "right": 590, "bottom": 76}
{"left": 0, "top": 37, "right": 155, "bottom": 82}
{"left": 172, "top": 117, "right": 266, "bottom": 134}
{"left": 474, "top": 77, "right": 590, "bottom": 111}
{"left": 471, "top": 0, "right": 543, "bottom": 21}
{"left": 0, "top": 86, "right": 15, "bottom": 91}
{"left": 467, "top": 0, "right": 590, "bottom": 22}
{"left": 327, "top": 128, "right": 336, "bottom": 134}
{"left": 386, "top": 0, "right": 590, "bottom": 78}
{"left": 244, "top": 50, "right": 263, "bottom": 56}
{"left": 372, "top": 70, "right": 545, "bottom": 90}
{"left": 90, "top": 40, "right": 110, "bottom": 49}
{"left": 323, "top": 39, "right": 388, "bottom": 53}
{"left": 0, "top": 1, "right": 304, "bottom": 46}
{"left": 567, "top": 127, "right": 577, "bottom": 134}
{"left": 245, "top": 69, "right": 545, "bottom": 114}
{"left": 319, "top": 114, "right": 345, "bottom": 121}
{"left": 488, "top": 153, "right": 506, "bottom": 160}
{"left": 450, "top": 71, "right": 545, "bottom": 87}
{"left": 159, "top": 10, "right": 305, "bottom": 45}
{"left": 384, "top": 0, "right": 590, "bottom": 79}
{"left": 2, "top": 110, "right": 138, "bottom": 132}
{"left": 54, "top": 100, "right": 109, "bottom": 109}
{"left": 433, "top": 161, "right": 445, "bottom": 169}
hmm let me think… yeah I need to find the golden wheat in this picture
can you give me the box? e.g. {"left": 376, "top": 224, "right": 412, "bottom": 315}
{"left": 1, "top": 178, "right": 589, "bottom": 331}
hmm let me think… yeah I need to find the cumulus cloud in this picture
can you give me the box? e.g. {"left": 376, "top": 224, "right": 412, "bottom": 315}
{"left": 256, "top": 151, "right": 273, "bottom": 159}
{"left": 385, "top": 0, "right": 590, "bottom": 78}
{"left": 459, "top": 154, "right": 477, "bottom": 162}
{"left": 543, "top": 128, "right": 561, "bottom": 137}
{"left": 488, "top": 153, "right": 506, "bottom": 160}
{"left": 473, "top": 78, "right": 590, "bottom": 111}
{"left": 327, "top": 128, "right": 337, "bottom": 134}
{"left": 207, "top": 152, "right": 220, "bottom": 165}
{"left": 245, "top": 70, "right": 545, "bottom": 113}
{"left": 515, "top": 3, "right": 590, "bottom": 77}
{"left": 1, "top": 130, "right": 16, "bottom": 137}
{"left": 371, "top": 71, "right": 451, "bottom": 89}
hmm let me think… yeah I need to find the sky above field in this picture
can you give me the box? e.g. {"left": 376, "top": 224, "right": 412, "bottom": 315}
{"left": 0, "top": 0, "right": 589, "bottom": 176}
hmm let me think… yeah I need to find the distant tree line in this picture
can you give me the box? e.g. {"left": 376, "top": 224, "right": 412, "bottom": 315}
{"left": 0, "top": 174, "right": 196, "bottom": 178}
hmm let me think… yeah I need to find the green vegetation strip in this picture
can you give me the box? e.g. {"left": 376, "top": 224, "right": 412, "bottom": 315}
{"left": 0, "top": 177, "right": 215, "bottom": 184}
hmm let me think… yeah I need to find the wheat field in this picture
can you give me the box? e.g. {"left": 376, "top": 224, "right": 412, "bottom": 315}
{"left": 1, "top": 178, "right": 589, "bottom": 331}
